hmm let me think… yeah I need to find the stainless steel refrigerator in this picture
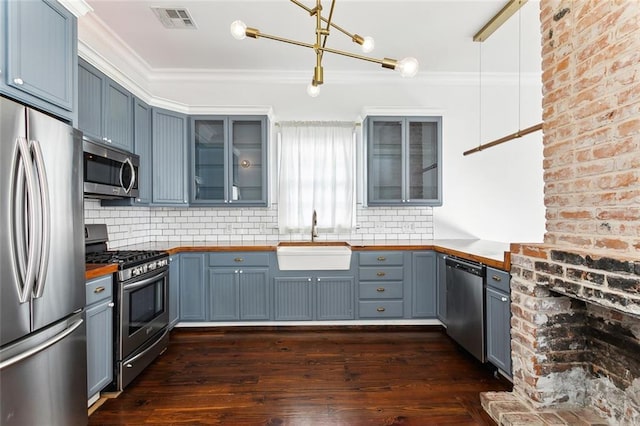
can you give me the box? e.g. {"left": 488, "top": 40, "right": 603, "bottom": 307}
{"left": 1, "top": 96, "right": 87, "bottom": 425}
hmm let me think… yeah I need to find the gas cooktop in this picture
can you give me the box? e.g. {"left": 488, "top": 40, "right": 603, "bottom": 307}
{"left": 85, "top": 250, "right": 168, "bottom": 269}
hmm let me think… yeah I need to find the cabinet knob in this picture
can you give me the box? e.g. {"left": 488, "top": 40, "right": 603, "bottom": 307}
{"left": 94, "top": 286, "right": 105, "bottom": 294}
{"left": 308, "top": 278, "right": 312, "bottom": 282}
{"left": 376, "top": 271, "right": 386, "bottom": 277}
{"left": 234, "top": 257, "right": 244, "bottom": 262}
{"left": 376, "top": 287, "right": 385, "bottom": 292}
{"left": 501, "top": 296, "right": 508, "bottom": 302}
{"left": 108, "top": 302, "right": 115, "bottom": 308}
{"left": 377, "top": 307, "right": 386, "bottom": 312}
{"left": 234, "top": 270, "right": 239, "bottom": 274}
{"left": 239, "top": 270, "right": 243, "bottom": 274}
{"left": 492, "top": 275, "right": 502, "bottom": 282}
{"left": 377, "top": 256, "right": 386, "bottom": 261}
{"left": 13, "top": 78, "right": 24, "bottom": 85}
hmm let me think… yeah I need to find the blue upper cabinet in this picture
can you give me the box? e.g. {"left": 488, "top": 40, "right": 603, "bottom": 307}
{"left": 152, "top": 108, "right": 188, "bottom": 205}
{"left": 1, "top": 0, "right": 77, "bottom": 123}
{"left": 78, "top": 58, "right": 133, "bottom": 152}
{"left": 190, "top": 116, "right": 268, "bottom": 206}
{"left": 365, "top": 116, "right": 442, "bottom": 206}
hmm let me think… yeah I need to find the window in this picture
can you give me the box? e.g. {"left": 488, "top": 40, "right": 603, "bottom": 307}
{"left": 278, "top": 122, "right": 356, "bottom": 234}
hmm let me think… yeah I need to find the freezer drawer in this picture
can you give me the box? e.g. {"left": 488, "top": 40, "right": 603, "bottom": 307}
{"left": 0, "top": 312, "right": 87, "bottom": 425}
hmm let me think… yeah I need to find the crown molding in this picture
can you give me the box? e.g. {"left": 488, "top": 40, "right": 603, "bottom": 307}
{"left": 57, "top": 0, "right": 92, "bottom": 17}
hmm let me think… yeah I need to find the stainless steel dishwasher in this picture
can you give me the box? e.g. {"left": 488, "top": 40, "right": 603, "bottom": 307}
{"left": 445, "top": 257, "right": 486, "bottom": 362}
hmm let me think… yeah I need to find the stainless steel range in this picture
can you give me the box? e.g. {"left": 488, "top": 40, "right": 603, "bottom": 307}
{"left": 85, "top": 224, "right": 170, "bottom": 391}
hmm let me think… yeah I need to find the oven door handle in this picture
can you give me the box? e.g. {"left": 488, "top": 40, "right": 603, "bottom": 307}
{"left": 124, "top": 328, "right": 169, "bottom": 368}
{"left": 122, "top": 271, "right": 166, "bottom": 291}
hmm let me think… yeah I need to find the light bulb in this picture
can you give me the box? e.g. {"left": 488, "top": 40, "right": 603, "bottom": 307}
{"left": 230, "top": 20, "right": 247, "bottom": 40}
{"left": 397, "top": 57, "right": 419, "bottom": 78}
{"left": 306, "top": 83, "right": 320, "bottom": 97}
{"left": 361, "top": 36, "right": 375, "bottom": 53}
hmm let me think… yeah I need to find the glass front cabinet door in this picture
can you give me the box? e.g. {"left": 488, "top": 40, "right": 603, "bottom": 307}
{"left": 366, "top": 116, "right": 442, "bottom": 206}
{"left": 191, "top": 116, "right": 268, "bottom": 206}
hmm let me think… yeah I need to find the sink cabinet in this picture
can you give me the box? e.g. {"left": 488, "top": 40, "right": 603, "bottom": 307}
{"left": 485, "top": 267, "right": 512, "bottom": 378}
{"left": 365, "top": 116, "right": 442, "bottom": 206}
{"left": 273, "top": 273, "right": 355, "bottom": 321}
{"left": 85, "top": 274, "right": 113, "bottom": 401}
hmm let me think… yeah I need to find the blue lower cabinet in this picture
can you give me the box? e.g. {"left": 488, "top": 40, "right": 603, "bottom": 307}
{"left": 485, "top": 267, "right": 512, "bottom": 377}
{"left": 85, "top": 275, "right": 113, "bottom": 400}
{"left": 411, "top": 251, "right": 437, "bottom": 318}
{"left": 273, "top": 275, "right": 354, "bottom": 321}
{"left": 208, "top": 267, "right": 270, "bottom": 321}
{"left": 179, "top": 253, "right": 206, "bottom": 321}
{"left": 169, "top": 254, "right": 180, "bottom": 328}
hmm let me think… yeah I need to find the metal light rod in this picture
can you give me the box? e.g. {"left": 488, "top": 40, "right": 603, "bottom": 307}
{"left": 473, "top": 0, "right": 528, "bottom": 42}
{"left": 289, "top": 0, "right": 365, "bottom": 45}
{"left": 463, "top": 122, "right": 542, "bottom": 156}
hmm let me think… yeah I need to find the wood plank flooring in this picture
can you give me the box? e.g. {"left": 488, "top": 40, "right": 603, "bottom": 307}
{"left": 89, "top": 327, "right": 511, "bottom": 425}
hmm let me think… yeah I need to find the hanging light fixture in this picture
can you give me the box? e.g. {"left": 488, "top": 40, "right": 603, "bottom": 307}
{"left": 230, "top": 0, "right": 419, "bottom": 97}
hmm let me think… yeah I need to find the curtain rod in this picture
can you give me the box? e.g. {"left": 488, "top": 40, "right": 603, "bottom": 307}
{"left": 463, "top": 122, "right": 543, "bottom": 156}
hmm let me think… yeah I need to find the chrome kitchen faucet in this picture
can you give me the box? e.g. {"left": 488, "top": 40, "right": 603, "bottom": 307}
{"left": 311, "top": 209, "right": 318, "bottom": 242}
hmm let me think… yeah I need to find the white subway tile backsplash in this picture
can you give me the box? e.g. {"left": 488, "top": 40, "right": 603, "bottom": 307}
{"left": 84, "top": 199, "right": 433, "bottom": 246}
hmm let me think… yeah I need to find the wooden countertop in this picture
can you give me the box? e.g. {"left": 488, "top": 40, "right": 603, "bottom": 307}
{"left": 85, "top": 264, "right": 118, "bottom": 280}
{"left": 115, "top": 239, "right": 511, "bottom": 270}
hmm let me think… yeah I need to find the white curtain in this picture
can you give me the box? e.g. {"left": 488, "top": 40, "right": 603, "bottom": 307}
{"left": 278, "top": 122, "right": 356, "bottom": 234}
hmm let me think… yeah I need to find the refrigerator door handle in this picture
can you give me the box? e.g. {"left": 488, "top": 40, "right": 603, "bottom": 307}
{"left": 11, "top": 137, "right": 42, "bottom": 303}
{"left": 0, "top": 318, "right": 84, "bottom": 371}
{"left": 31, "top": 139, "right": 50, "bottom": 298}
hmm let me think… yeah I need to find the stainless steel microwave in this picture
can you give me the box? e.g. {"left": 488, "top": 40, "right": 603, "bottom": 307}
{"left": 83, "top": 137, "right": 139, "bottom": 199}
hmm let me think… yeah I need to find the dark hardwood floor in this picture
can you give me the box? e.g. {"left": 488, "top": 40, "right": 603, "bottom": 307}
{"left": 89, "top": 327, "right": 511, "bottom": 425}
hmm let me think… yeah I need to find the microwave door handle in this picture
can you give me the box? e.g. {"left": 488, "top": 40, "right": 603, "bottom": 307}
{"left": 31, "top": 139, "right": 50, "bottom": 298}
{"left": 119, "top": 157, "right": 136, "bottom": 194}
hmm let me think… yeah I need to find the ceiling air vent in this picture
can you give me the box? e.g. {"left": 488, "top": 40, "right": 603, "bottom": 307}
{"left": 152, "top": 7, "right": 197, "bottom": 29}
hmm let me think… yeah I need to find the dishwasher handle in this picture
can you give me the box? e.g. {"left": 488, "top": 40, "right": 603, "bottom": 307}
{"left": 445, "top": 257, "right": 484, "bottom": 276}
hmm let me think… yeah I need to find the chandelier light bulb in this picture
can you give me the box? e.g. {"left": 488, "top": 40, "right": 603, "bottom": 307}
{"left": 306, "top": 83, "right": 320, "bottom": 97}
{"left": 230, "top": 20, "right": 247, "bottom": 40}
{"left": 397, "top": 57, "right": 419, "bottom": 78}
{"left": 361, "top": 36, "right": 375, "bottom": 53}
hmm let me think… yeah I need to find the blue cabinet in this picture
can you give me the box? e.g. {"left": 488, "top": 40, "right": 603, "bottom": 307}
{"left": 273, "top": 273, "right": 355, "bottom": 321}
{"left": 357, "top": 251, "right": 407, "bottom": 319}
{"left": 411, "top": 251, "right": 436, "bottom": 318}
{"left": 85, "top": 274, "right": 113, "bottom": 400}
{"left": 179, "top": 253, "right": 206, "bottom": 321}
{"left": 152, "top": 108, "right": 188, "bottom": 205}
{"left": 169, "top": 254, "right": 180, "bottom": 329}
{"left": 77, "top": 58, "right": 133, "bottom": 152}
{"left": 365, "top": 116, "right": 442, "bottom": 206}
{"left": 208, "top": 268, "right": 270, "bottom": 321}
{"left": 133, "top": 98, "right": 152, "bottom": 204}
{"left": 1, "top": 0, "right": 76, "bottom": 122}
{"left": 190, "top": 116, "right": 268, "bottom": 206}
{"left": 436, "top": 253, "right": 448, "bottom": 324}
{"left": 485, "top": 267, "right": 512, "bottom": 378}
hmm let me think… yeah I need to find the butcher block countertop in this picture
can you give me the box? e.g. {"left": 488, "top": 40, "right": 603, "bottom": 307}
{"left": 85, "top": 263, "right": 118, "bottom": 280}
{"left": 113, "top": 239, "right": 511, "bottom": 270}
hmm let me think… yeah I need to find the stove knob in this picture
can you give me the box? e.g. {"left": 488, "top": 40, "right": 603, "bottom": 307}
{"left": 149, "top": 262, "right": 156, "bottom": 271}
{"left": 132, "top": 267, "right": 141, "bottom": 276}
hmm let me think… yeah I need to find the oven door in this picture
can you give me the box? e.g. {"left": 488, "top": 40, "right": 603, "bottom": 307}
{"left": 120, "top": 267, "right": 169, "bottom": 359}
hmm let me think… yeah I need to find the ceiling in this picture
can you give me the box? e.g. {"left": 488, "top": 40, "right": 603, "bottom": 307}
{"left": 81, "top": 0, "right": 542, "bottom": 77}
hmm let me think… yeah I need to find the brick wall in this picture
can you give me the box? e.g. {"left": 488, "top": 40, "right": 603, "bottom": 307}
{"left": 541, "top": 0, "right": 640, "bottom": 253}
{"left": 503, "top": 1, "right": 640, "bottom": 423}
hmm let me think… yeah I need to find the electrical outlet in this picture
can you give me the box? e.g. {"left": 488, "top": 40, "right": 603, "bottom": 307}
{"left": 224, "top": 224, "right": 233, "bottom": 233}
{"left": 401, "top": 223, "right": 415, "bottom": 232}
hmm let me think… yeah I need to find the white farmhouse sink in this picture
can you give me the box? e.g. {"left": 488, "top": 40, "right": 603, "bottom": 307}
{"left": 276, "top": 242, "right": 352, "bottom": 270}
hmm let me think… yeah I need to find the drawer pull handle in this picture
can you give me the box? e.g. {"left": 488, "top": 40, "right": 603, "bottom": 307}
{"left": 376, "top": 287, "right": 385, "bottom": 292}
{"left": 377, "top": 256, "right": 386, "bottom": 261}
{"left": 501, "top": 296, "right": 508, "bottom": 302}
{"left": 94, "top": 286, "right": 105, "bottom": 294}
{"left": 376, "top": 272, "right": 386, "bottom": 277}
{"left": 492, "top": 275, "right": 502, "bottom": 282}
{"left": 234, "top": 257, "right": 244, "bottom": 262}
{"left": 377, "top": 307, "right": 386, "bottom": 312}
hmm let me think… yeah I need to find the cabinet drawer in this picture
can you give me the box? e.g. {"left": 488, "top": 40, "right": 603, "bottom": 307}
{"left": 359, "top": 267, "right": 403, "bottom": 281}
{"left": 359, "top": 301, "right": 404, "bottom": 318}
{"left": 209, "top": 252, "right": 270, "bottom": 267}
{"left": 486, "top": 267, "right": 510, "bottom": 293}
{"left": 359, "top": 282, "right": 403, "bottom": 299}
{"left": 359, "top": 252, "right": 404, "bottom": 266}
{"left": 86, "top": 275, "right": 113, "bottom": 305}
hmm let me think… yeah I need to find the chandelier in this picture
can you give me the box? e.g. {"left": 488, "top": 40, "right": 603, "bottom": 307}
{"left": 230, "top": 0, "right": 419, "bottom": 97}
